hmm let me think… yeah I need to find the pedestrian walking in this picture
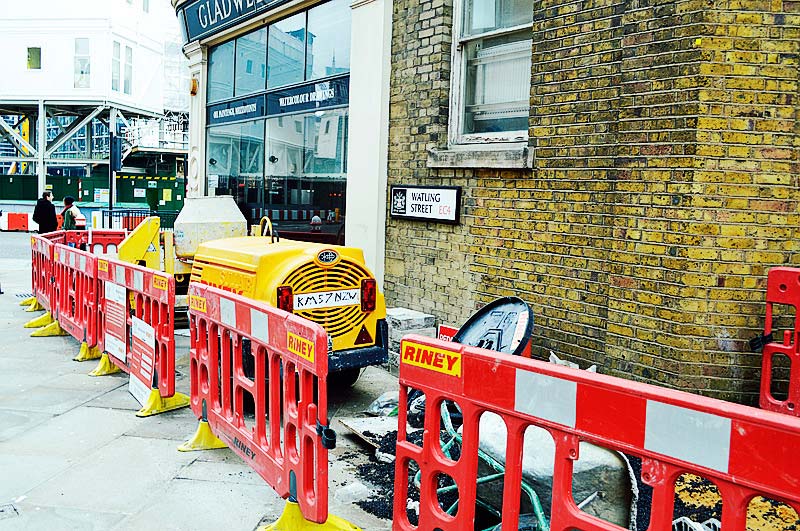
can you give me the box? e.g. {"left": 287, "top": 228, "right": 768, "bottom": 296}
{"left": 61, "top": 196, "right": 85, "bottom": 231}
{"left": 32, "top": 191, "right": 57, "bottom": 234}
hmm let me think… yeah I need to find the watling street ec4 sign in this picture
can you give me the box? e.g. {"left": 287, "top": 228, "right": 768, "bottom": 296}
{"left": 389, "top": 185, "right": 461, "bottom": 224}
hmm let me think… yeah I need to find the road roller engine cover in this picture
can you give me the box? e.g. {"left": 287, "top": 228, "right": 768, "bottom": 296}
{"left": 190, "top": 234, "right": 388, "bottom": 383}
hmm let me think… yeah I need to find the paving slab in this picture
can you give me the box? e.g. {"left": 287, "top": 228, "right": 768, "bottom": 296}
{"left": 114, "top": 478, "right": 280, "bottom": 531}
{"left": 0, "top": 405, "right": 141, "bottom": 460}
{"left": 0, "top": 503, "right": 126, "bottom": 531}
{"left": 21, "top": 435, "right": 197, "bottom": 513}
{"left": 0, "top": 409, "right": 53, "bottom": 442}
{"left": 0, "top": 455, "right": 74, "bottom": 502}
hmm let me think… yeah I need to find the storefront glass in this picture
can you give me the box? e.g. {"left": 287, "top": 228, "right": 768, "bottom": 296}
{"left": 235, "top": 28, "right": 267, "bottom": 96}
{"left": 267, "top": 12, "right": 305, "bottom": 88}
{"left": 264, "top": 107, "right": 348, "bottom": 233}
{"left": 206, "top": 119, "right": 265, "bottom": 220}
{"left": 205, "top": 0, "right": 350, "bottom": 240}
{"left": 306, "top": 0, "right": 351, "bottom": 80}
{"left": 207, "top": 40, "right": 234, "bottom": 102}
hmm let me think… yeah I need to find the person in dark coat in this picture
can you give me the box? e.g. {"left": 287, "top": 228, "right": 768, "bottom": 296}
{"left": 32, "top": 191, "right": 58, "bottom": 234}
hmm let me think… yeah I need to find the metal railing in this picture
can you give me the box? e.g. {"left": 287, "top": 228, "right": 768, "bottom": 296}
{"left": 99, "top": 209, "right": 179, "bottom": 230}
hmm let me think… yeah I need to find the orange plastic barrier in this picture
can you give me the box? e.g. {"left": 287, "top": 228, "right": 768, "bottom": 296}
{"left": 759, "top": 267, "right": 800, "bottom": 416}
{"left": 96, "top": 258, "right": 180, "bottom": 403}
{"left": 7, "top": 212, "right": 30, "bottom": 231}
{"left": 52, "top": 244, "right": 100, "bottom": 347}
{"left": 394, "top": 335, "right": 800, "bottom": 531}
{"left": 187, "top": 282, "right": 334, "bottom": 523}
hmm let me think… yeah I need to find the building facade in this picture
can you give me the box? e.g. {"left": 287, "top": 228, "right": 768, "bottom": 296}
{"left": 0, "top": 0, "right": 189, "bottom": 207}
{"left": 172, "top": 0, "right": 392, "bottom": 281}
{"left": 386, "top": 0, "right": 800, "bottom": 403}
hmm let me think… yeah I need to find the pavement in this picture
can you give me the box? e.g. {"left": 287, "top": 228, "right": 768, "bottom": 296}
{"left": 0, "top": 231, "right": 395, "bottom": 531}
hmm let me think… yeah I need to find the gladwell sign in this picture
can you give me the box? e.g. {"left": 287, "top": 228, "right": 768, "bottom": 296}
{"left": 181, "top": 0, "right": 291, "bottom": 41}
{"left": 389, "top": 185, "right": 461, "bottom": 224}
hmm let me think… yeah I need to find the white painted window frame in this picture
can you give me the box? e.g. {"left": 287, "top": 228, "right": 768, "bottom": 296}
{"left": 448, "top": 0, "right": 532, "bottom": 146}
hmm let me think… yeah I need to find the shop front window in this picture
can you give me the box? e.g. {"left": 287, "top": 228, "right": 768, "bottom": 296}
{"left": 306, "top": 0, "right": 351, "bottom": 80}
{"left": 206, "top": 119, "right": 265, "bottom": 221}
{"left": 235, "top": 28, "right": 267, "bottom": 96}
{"left": 264, "top": 107, "right": 348, "bottom": 236}
{"left": 208, "top": 40, "right": 235, "bottom": 102}
{"left": 267, "top": 12, "right": 305, "bottom": 88}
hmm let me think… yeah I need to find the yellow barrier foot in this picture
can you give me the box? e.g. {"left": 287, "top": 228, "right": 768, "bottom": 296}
{"left": 89, "top": 353, "right": 122, "bottom": 377}
{"left": 19, "top": 296, "right": 36, "bottom": 307}
{"left": 25, "top": 300, "right": 44, "bottom": 312}
{"left": 260, "top": 501, "right": 362, "bottom": 531}
{"left": 30, "top": 320, "right": 67, "bottom": 337}
{"left": 177, "top": 420, "right": 227, "bottom": 452}
{"left": 136, "top": 390, "right": 190, "bottom": 417}
{"left": 73, "top": 343, "right": 102, "bottom": 362}
{"left": 24, "top": 311, "right": 54, "bottom": 329}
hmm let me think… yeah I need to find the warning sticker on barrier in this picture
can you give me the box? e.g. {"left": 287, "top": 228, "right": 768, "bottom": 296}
{"left": 104, "top": 281, "right": 127, "bottom": 362}
{"left": 128, "top": 317, "right": 155, "bottom": 406}
{"left": 401, "top": 340, "right": 462, "bottom": 376}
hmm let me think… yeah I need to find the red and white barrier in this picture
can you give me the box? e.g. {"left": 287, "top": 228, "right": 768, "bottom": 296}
{"left": 759, "top": 267, "right": 800, "bottom": 417}
{"left": 394, "top": 335, "right": 800, "bottom": 531}
{"left": 185, "top": 283, "right": 357, "bottom": 528}
{"left": 93, "top": 257, "right": 188, "bottom": 416}
{"left": 1, "top": 211, "right": 38, "bottom": 232}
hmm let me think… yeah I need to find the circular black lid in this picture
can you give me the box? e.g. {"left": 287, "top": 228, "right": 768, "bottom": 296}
{"left": 452, "top": 296, "right": 533, "bottom": 356}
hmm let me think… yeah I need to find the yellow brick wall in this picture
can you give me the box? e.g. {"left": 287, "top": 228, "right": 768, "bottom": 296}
{"left": 387, "top": 0, "right": 799, "bottom": 403}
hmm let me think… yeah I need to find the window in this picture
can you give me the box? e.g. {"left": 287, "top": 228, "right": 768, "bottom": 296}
{"left": 124, "top": 46, "right": 133, "bottom": 95}
{"left": 451, "top": 0, "right": 532, "bottom": 143}
{"left": 74, "top": 38, "right": 90, "bottom": 88}
{"left": 235, "top": 28, "right": 266, "bottom": 96}
{"left": 267, "top": 12, "right": 305, "bottom": 88}
{"left": 306, "top": 0, "right": 351, "bottom": 80}
{"left": 112, "top": 42, "right": 121, "bottom": 91}
{"left": 208, "top": 40, "right": 234, "bottom": 102}
{"left": 27, "top": 47, "right": 41, "bottom": 69}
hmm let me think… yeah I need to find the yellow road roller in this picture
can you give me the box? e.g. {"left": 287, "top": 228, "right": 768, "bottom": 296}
{"left": 183, "top": 198, "right": 387, "bottom": 386}
{"left": 115, "top": 196, "right": 387, "bottom": 385}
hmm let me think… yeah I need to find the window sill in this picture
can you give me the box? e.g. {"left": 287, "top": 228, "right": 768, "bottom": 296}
{"left": 426, "top": 144, "right": 530, "bottom": 169}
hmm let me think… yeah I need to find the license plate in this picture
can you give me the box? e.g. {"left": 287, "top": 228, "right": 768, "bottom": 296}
{"left": 294, "top": 288, "right": 360, "bottom": 311}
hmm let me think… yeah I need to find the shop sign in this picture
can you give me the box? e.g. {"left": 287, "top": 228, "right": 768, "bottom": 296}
{"left": 389, "top": 185, "right": 461, "bottom": 224}
{"left": 181, "top": 0, "right": 291, "bottom": 41}
{"left": 266, "top": 77, "right": 349, "bottom": 116}
{"left": 207, "top": 95, "right": 265, "bottom": 126}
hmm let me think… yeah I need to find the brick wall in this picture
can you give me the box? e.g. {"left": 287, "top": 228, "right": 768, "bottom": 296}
{"left": 386, "top": 0, "right": 800, "bottom": 403}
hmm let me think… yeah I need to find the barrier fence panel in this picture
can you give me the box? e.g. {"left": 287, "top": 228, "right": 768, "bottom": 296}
{"left": 760, "top": 267, "right": 800, "bottom": 416}
{"left": 394, "top": 335, "right": 800, "bottom": 531}
{"left": 95, "top": 257, "right": 187, "bottom": 415}
{"left": 52, "top": 244, "right": 100, "bottom": 348}
{"left": 29, "top": 234, "right": 60, "bottom": 312}
{"left": 187, "top": 282, "right": 332, "bottom": 524}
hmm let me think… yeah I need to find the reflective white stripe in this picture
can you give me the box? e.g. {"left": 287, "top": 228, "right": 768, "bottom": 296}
{"left": 645, "top": 401, "right": 731, "bottom": 473}
{"left": 515, "top": 369, "right": 577, "bottom": 428}
{"left": 115, "top": 266, "right": 125, "bottom": 285}
{"left": 134, "top": 271, "right": 143, "bottom": 292}
{"left": 79, "top": 255, "right": 86, "bottom": 273}
{"left": 251, "top": 308, "right": 269, "bottom": 344}
{"left": 220, "top": 297, "right": 235, "bottom": 327}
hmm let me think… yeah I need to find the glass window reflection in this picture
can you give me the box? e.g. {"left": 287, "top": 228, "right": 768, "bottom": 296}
{"left": 263, "top": 108, "right": 348, "bottom": 232}
{"left": 268, "top": 13, "right": 306, "bottom": 88}
{"left": 207, "top": 120, "right": 265, "bottom": 220}
{"left": 306, "top": 0, "right": 351, "bottom": 80}
{"left": 208, "top": 41, "right": 235, "bottom": 102}
{"left": 235, "top": 28, "right": 267, "bottom": 96}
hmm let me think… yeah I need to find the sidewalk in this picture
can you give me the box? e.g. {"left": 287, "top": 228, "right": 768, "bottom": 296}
{"left": 0, "top": 232, "right": 394, "bottom": 531}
